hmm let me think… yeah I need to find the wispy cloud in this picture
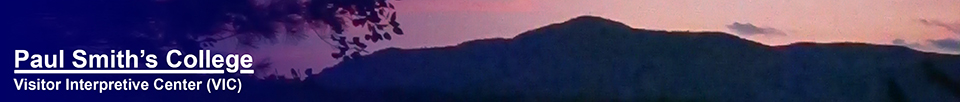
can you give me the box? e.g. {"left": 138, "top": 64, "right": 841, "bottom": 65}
{"left": 918, "top": 19, "right": 960, "bottom": 35}
{"left": 726, "top": 22, "right": 785, "bottom": 36}
{"left": 400, "top": 0, "right": 536, "bottom": 13}
{"left": 892, "top": 38, "right": 922, "bottom": 48}
{"left": 928, "top": 38, "right": 960, "bottom": 52}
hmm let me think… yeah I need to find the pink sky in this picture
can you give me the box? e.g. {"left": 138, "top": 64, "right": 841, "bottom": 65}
{"left": 215, "top": 0, "right": 960, "bottom": 78}
{"left": 390, "top": 0, "right": 959, "bottom": 51}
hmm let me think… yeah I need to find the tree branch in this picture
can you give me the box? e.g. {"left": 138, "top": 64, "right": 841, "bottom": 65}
{"left": 311, "top": 26, "right": 340, "bottom": 49}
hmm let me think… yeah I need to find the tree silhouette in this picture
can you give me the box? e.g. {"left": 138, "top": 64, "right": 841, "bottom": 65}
{"left": 22, "top": 0, "right": 403, "bottom": 59}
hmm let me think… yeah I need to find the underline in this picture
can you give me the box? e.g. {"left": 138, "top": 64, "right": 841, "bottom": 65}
{"left": 13, "top": 70, "right": 254, "bottom": 74}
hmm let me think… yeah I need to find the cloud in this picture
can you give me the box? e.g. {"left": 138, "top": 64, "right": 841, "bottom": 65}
{"left": 892, "top": 39, "right": 907, "bottom": 44}
{"left": 726, "top": 22, "right": 785, "bottom": 36}
{"left": 918, "top": 19, "right": 960, "bottom": 35}
{"left": 400, "top": 0, "right": 536, "bottom": 13}
{"left": 892, "top": 38, "right": 922, "bottom": 48}
{"left": 928, "top": 38, "right": 960, "bottom": 51}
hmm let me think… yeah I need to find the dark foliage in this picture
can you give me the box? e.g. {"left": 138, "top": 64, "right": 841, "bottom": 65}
{"left": 19, "top": 0, "right": 403, "bottom": 59}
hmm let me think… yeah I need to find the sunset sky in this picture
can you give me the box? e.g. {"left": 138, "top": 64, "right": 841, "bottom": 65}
{"left": 214, "top": 0, "right": 960, "bottom": 76}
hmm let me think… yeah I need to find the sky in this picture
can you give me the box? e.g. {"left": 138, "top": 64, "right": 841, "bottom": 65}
{"left": 214, "top": 0, "right": 960, "bottom": 77}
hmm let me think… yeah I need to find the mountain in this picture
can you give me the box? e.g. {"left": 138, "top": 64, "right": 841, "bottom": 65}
{"left": 309, "top": 16, "right": 960, "bottom": 102}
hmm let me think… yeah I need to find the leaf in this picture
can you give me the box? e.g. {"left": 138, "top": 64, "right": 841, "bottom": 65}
{"left": 356, "top": 42, "right": 367, "bottom": 48}
{"left": 290, "top": 69, "right": 298, "bottom": 77}
{"left": 369, "top": 15, "right": 381, "bottom": 22}
{"left": 337, "top": 39, "right": 348, "bottom": 46}
{"left": 331, "top": 53, "right": 343, "bottom": 58}
{"left": 377, "top": 0, "right": 387, "bottom": 7}
{"left": 368, "top": 24, "right": 378, "bottom": 32}
{"left": 389, "top": 21, "right": 400, "bottom": 27}
{"left": 389, "top": 13, "right": 399, "bottom": 27}
{"left": 372, "top": 32, "right": 382, "bottom": 42}
{"left": 352, "top": 19, "right": 366, "bottom": 26}
{"left": 350, "top": 52, "right": 362, "bottom": 58}
{"left": 390, "top": 12, "right": 397, "bottom": 21}
{"left": 393, "top": 27, "right": 404, "bottom": 35}
{"left": 352, "top": 37, "right": 368, "bottom": 48}
{"left": 383, "top": 33, "right": 392, "bottom": 40}
{"left": 338, "top": 46, "right": 349, "bottom": 52}
{"left": 334, "top": 28, "right": 344, "bottom": 34}
{"left": 304, "top": 69, "right": 314, "bottom": 76}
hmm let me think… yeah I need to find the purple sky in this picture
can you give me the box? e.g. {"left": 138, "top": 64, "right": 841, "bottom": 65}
{"left": 214, "top": 0, "right": 960, "bottom": 78}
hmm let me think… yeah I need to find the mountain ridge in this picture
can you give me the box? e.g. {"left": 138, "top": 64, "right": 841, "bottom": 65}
{"left": 379, "top": 15, "right": 944, "bottom": 56}
{"left": 314, "top": 16, "right": 960, "bottom": 102}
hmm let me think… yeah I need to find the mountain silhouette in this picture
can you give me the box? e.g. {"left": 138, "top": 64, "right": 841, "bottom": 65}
{"left": 308, "top": 16, "right": 960, "bottom": 102}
